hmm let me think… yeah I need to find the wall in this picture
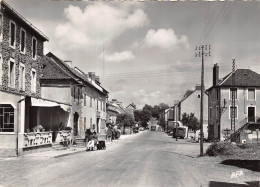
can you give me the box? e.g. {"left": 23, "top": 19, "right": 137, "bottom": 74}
{"left": 41, "top": 86, "right": 71, "bottom": 105}
{"left": 0, "top": 6, "right": 45, "bottom": 98}
{"left": 220, "top": 87, "right": 260, "bottom": 140}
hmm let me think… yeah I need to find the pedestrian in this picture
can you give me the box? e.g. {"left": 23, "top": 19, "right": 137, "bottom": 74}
{"left": 85, "top": 129, "right": 92, "bottom": 146}
{"left": 107, "top": 125, "right": 113, "bottom": 142}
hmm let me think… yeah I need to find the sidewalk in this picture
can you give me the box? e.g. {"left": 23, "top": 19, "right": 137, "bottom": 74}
{"left": 23, "top": 131, "right": 146, "bottom": 158}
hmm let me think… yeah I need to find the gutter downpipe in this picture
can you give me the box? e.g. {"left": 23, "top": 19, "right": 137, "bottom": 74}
{"left": 16, "top": 96, "right": 26, "bottom": 156}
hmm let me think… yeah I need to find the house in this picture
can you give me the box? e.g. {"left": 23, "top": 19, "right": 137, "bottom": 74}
{"left": 0, "top": 1, "right": 72, "bottom": 156}
{"left": 177, "top": 85, "right": 208, "bottom": 127}
{"left": 41, "top": 52, "right": 108, "bottom": 140}
{"left": 206, "top": 63, "right": 260, "bottom": 142}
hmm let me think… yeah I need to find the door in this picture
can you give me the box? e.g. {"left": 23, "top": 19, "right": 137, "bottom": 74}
{"left": 248, "top": 107, "right": 255, "bottom": 122}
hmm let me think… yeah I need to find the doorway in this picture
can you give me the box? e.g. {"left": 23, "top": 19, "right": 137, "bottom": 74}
{"left": 73, "top": 112, "right": 79, "bottom": 136}
{"left": 248, "top": 107, "right": 255, "bottom": 123}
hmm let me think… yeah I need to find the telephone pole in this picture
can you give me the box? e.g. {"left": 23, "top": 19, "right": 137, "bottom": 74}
{"left": 195, "top": 45, "right": 211, "bottom": 156}
{"left": 231, "top": 60, "right": 236, "bottom": 132}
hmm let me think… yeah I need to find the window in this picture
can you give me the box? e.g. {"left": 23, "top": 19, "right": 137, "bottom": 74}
{"left": 90, "top": 118, "right": 92, "bottom": 127}
{"left": 32, "top": 37, "right": 37, "bottom": 59}
{"left": 78, "top": 88, "right": 80, "bottom": 103}
{"left": 9, "top": 60, "right": 15, "bottom": 88}
{"left": 19, "top": 63, "right": 25, "bottom": 90}
{"left": 0, "top": 55, "right": 3, "bottom": 85}
{"left": 97, "top": 100, "right": 99, "bottom": 111}
{"left": 84, "top": 94, "right": 86, "bottom": 106}
{"left": 31, "top": 68, "right": 36, "bottom": 92}
{"left": 73, "top": 87, "right": 75, "bottom": 101}
{"left": 248, "top": 88, "right": 255, "bottom": 101}
{"left": 90, "top": 97, "right": 92, "bottom": 107}
{"left": 84, "top": 117, "right": 86, "bottom": 130}
{"left": 101, "top": 101, "right": 103, "bottom": 111}
{"left": 10, "top": 21, "right": 16, "bottom": 48}
{"left": 0, "top": 14, "right": 3, "bottom": 41}
{"left": 20, "top": 29, "right": 26, "bottom": 53}
{"left": 0, "top": 104, "right": 14, "bottom": 132}
{"left": 209, "top": 107, "right": 212, "bottom": 119}
{"left": 229, "top": 88, "right": 237, "bottom": 100}
{"left": 103, "top": 102, "right": 106, "bottom": 112}
{"left": 229, "top": 106, "right": 238, "bottom": 119}
{"left": 216, "top": 106, "right": 219, "bottom": 119}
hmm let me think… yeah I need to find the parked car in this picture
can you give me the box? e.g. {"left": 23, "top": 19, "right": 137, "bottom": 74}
{"left": 133, "top": 127, "right": 139, "bottom": 133}
{"left": 139, "top": 127, "right": 145, "bottom": 131}
{"left": 151, "top": 126, "right": 156, "bottom": 131}
{"left": 172, "top": 127, "right": 186, "bottom": 139}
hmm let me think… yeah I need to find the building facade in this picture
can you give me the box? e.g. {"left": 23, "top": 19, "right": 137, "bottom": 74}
{"left": 41, "top": 52, "right": 108, "bottom": 140}
{"left": 207, "top": 64, "right": 260, "bottom": 141}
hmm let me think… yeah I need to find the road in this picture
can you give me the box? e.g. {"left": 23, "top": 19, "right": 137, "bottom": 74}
{"left": 1, "top": 131, "right": 259, "bottom": 187}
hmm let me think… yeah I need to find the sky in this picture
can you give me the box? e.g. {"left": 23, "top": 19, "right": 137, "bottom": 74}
{"left": 6, "top": 0, "right": 260, "bottom": 109}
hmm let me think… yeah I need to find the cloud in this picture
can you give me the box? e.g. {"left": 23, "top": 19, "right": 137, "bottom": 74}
{"left": 102, "top": 50, "right": 135, "bottom": 63}
{"left": 133, "top": 28, "right": 190, "bottom": 50}
{"left": 54, "top": 3, "right": 148, "bottom": 51}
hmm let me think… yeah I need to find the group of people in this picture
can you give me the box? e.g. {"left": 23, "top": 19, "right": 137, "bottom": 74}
{"left": 85, "top": 129, "right": 98, "bottom": 145}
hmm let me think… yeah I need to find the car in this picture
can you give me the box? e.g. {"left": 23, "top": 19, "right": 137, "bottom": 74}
{"left": 133, "top": 127, "right": 139, "bottom": 133}
{"left": 139, "top": 127, "right": 145, "bottom": 131}
{"left": 151, "top": 126, "right": 156, "bottom": 131}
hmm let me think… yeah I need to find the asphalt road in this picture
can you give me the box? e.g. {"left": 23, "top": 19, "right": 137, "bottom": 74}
{"left": 1, "top": 131, "right": 259, "bottom": 187}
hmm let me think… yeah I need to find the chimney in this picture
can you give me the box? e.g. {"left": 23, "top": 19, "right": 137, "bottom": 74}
{"left": 95, "top": 76, "right": 100, "bottom": 85}
{"left": 195, "top": 84, "right": 201, "bottom": 90}
{"left": 88, "top": 72, "right": 95, "bottom": 80}
{"left": 64, "top": 60, "right": 72, "bottom": 68}
{"left": 213, "top": 63, "right": 219, "bottom": 86}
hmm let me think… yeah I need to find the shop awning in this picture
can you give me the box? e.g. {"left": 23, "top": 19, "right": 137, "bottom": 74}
{"left": 31, "top": 98, "right": 71, "bottom": 112}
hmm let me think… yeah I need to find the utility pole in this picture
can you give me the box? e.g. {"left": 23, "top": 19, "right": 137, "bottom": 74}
{"left": 195, "top": 45, "right": 211, "bottom": 156}
{"left": 231, "top": 60, "right": 236, "bottom": 133}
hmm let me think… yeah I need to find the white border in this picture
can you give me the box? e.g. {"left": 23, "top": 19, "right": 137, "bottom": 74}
{"left": 31, "top": 68, "right": 36, "bottom": 93}
{"left": 32, "top": 37, "right": 37, "bottom": 60}
{"left": 19, "top": 63, "right": 25, "bottom": 90}
{"left": 8, "top": 58, "right": 15, "bottom": 88}
{"left": 247, "top": 105, "right": 256, "bottom": 122}
{"left": 247, "top": 88, "right": 256, "bottom": 101}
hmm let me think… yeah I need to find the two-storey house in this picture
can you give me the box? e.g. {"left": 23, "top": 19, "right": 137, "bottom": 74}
{"left": 207, "top": 63, "right": 260, "bottom": 141}
{"left": 41, "top": 52, "right": 108, "bottom": 140}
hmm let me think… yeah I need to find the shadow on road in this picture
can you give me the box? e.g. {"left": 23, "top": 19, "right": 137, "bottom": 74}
{"left": 162, "top": 151, "right": 196, "bottom": 158}
{"left": 220, "top": 160, "right": 260, "bottom": 172}
{"left": 208, "top": 181, "right": 260, "bottom": 187}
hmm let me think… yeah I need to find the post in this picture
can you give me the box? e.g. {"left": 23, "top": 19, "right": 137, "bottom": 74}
{"left": 195, "top": 45, "right": 211, "bottom": 157}
{"left": 200, "top": 46, "right": 204, "bottom": 156}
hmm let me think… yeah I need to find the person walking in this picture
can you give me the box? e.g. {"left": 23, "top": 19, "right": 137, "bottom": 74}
{"left": 85, "top": 129, "right": 92, "bottom": 146}
{"left": 107, "top": 125, "right": 113, "bottom": 142}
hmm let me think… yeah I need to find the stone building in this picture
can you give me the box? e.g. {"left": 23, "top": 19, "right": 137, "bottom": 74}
{"left": 0, "top": 0, "right": 50, "bottom": 156}
{"left": 41, "top": 52, "right": 108, "bottom": 140}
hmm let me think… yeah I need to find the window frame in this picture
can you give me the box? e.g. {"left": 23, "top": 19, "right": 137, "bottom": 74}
{"left": 19, "top": 63, "right": 25, "bottom": 90}
{"left": 0, "top": 13, "right": 3, "bottom": 42}
{"left": 216, "top": 106, "right": 219, "bottom": 119}
{"left": 8, "top": 59, "right": 15, "bottom": 88}
{"left": 31, "top": 68, "right": 36, "bottom": 93}
{"left": 247, "top": 88, "right": 256, "bottom": 101}
{"left": 9, "top": 20, "right": 16, "bottom": 49}
{"left": 0, "top": 104, "right": 15, "bottom": 133}
{"left": 20, "top": 28, "right": 26, "bottom": 54}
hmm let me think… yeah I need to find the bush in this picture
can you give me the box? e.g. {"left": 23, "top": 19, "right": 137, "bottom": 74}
{"left": 206, "top": 142, "right": 235, "bottom": 156}
{"left": 237, "top": 143, "right": 260, "bottom": 149}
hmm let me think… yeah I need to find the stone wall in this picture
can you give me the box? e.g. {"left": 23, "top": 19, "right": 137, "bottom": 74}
{"left": 0, "top": 7, "right": 45, "bottom": 98}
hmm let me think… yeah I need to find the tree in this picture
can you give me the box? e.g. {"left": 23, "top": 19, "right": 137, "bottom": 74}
{"left": 116, "top": 113, "right": 135, "bottom": 134}
{"left": 152, "top": 105, "right": 161, "bottom": 119}
{"left": 181, "top": 113, "right": 200, "bottom": 132}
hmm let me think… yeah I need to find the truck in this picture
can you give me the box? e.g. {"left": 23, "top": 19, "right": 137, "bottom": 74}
{"left": 167, "top": 121, "right": 188, "bottom": 138}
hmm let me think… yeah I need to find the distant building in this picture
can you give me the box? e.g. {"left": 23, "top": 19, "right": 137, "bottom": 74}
{"left": 206, "top": 63, "right": 260, "bottom": 141}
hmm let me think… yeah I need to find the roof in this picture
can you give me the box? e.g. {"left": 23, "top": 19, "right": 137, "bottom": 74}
{"left": 45, "top": 52, "right": 109, "bottom": 95}
{"left": 2, "top": 1, "right": 49, "bottom": 41}
{"left": 207, "top": 69, "right": 260, "bottom": 91}
{"left": 41, "top": 56, "right": 76, "bottom": 80}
